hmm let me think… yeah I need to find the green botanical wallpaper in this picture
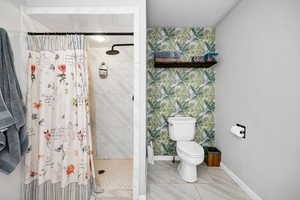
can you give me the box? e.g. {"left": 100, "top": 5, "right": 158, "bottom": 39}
{"left": 147, "top": 27, "right": 216, "bottom": 156}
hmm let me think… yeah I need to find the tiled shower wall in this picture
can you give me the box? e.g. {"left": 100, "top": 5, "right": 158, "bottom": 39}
{"left": 88, "top": 46, "right": 133, "bottom": 159}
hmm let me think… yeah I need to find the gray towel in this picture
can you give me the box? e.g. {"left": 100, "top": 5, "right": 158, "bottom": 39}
{"left": 154, "top": 51, "right": 181, "bottom": 58}
{"left": 0, "top": 27, "right": 28, "bottom": 174}
{"left": 0, "top": 91, "right": 15, "bottom": 151}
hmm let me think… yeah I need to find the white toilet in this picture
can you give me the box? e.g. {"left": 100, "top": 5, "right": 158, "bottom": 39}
{"left": 168, "top": 117, "right": 204, "bottom": 182}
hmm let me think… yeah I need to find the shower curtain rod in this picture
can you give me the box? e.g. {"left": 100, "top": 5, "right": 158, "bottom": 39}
{"left": 27, "top": 32, "right": 134, "bottom": 36}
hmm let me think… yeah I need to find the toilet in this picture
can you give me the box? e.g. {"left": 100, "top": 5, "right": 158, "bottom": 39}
{"left": 168, "top": 117, "right": 204, "bottom": 182}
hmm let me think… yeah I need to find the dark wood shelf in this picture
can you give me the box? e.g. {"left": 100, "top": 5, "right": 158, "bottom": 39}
{"left": 154, "top": 61, "right": 217, "bottom": 68}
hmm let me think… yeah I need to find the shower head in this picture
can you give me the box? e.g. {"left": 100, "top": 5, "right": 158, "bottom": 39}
{"left": 106, "top": 48, "right": 120, "bottom": 55}
{"left": 106, "top": 43, "right": 134, "bottom": 55}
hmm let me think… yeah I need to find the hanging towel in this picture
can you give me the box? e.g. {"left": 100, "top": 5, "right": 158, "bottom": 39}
{"left": 0, "top": 91, "right": 15, "bottom": 150}
{"left": 0, "top": 27, "right": 28, "bottom": 174}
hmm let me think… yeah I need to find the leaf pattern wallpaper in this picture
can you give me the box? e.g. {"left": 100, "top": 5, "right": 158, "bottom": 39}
{"left": 147, "top": 27, "right": 216, "bottom": 156}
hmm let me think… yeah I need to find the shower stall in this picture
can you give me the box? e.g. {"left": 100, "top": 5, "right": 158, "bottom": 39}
{"left": 87, "top": 34, "right": 134, "bottom": 199}
{"left": 22, "top": 7, "right": 146, "bottom": 200}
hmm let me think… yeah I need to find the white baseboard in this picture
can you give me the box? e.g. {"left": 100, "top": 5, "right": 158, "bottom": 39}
{"left": 153, "top": 155, "right": 179, "bottom": 161}
{"left": 139, "top": 195, "right": 146, "bottom": 200}
{"left": 152, "top": 157, "right": 262, "bottom": 199}
{"left": 220, "top": 162, "right": 263, "bottom": 200}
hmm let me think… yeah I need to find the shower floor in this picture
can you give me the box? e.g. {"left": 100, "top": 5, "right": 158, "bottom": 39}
{"left": 94, "top": 159, "right": 133, "bottom": 200}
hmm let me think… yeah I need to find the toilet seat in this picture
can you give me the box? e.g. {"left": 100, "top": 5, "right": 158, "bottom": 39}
{"left": 177, "top": 141, "right": 204, "bottom": 158}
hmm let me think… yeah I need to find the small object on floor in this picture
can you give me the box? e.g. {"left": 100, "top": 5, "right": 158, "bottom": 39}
{"left": 172, "top": 156, "right": 176, "bottom": 163}
{"left": 93, "top": 185, "right": 104, "bottom": 193}
{"left": 89, "top": 193, "right": 97, "bottom": 200}
{"left": 147, "top": 142, "right": 155, "bottom": 165}
{"left": 98, "top": 169, "right": 105, "bottom": 174}
{"left": 204, "top": 146, "right": 221, "bottom": 167}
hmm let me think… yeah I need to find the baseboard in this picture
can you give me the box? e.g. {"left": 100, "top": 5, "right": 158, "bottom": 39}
{"left": 139, "top": 194, "right": 146, "bottom": 200}
{"left": 220, "top": 162, "right": 263, "bottom": 200}
{"left": 153, "top": 155, "right": 179, "bottom": 161}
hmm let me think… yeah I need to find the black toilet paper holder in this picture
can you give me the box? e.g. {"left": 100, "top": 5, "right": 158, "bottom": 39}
{"left": 236, "top": 123, "right": 246, "bottom": 139}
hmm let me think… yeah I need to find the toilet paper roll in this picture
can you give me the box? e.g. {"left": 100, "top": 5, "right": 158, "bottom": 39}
{"left": 230, "top": 125, "right": 244, "bottom": 138}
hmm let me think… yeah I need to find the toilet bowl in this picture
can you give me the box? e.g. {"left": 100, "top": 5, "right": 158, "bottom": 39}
{"left": 176, "top": 141, "right": 204, "bottom": 182}
{"left": 168, "top": 117, "right": 205, "bottom": 183}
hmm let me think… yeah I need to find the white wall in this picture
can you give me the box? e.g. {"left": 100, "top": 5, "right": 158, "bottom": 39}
{"left": 0, "top": 1, "right": 50, "bottom": 200}
{"left": 88, "top": 43, "right": 134, "bottom": 159}
{"left": 216, "top": 0, "right": 300, "bottom": 199}
{"left": 22, "top": 2, "right": 147, "bottom": 199}
{"left": 1, "top": 1, "right": 146, "bottom": 199}
{"left": 0, "top": 1, "right": 23, "bottom": 200}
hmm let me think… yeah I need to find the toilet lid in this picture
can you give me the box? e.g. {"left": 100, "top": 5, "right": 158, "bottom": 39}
{"left": 177, "top": 141, "right": 204, "bottom": 157}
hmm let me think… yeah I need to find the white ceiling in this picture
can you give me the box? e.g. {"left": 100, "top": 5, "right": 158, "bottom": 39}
{"left": 26, "top": 14, "right": 134, "bottom": 47}
{"left": 147, "top": 0, "right": 240, "bottom": 27}
{"left": 29, "top": 14, "right": 133, "bottom": 32}
{"left": 23, "top": 0, "right": 240, "bottom": 29}
{"left": 23, "top": 0, "right": 140, "bottom": 7}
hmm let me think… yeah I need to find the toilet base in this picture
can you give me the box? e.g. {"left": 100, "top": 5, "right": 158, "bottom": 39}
{"left": 177, "top": 161, "right": 197, "bottom": 183}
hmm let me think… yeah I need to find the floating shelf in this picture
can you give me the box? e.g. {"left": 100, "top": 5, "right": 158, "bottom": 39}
{"left": 154, "top": 61, "right": 217, "bottom": 68}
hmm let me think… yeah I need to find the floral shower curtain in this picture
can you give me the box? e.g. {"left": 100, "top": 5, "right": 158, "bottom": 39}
{"left": 24, "top": 35, "right": 95, "bottom": 200}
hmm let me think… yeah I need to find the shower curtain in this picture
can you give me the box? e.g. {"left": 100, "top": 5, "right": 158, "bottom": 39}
{"left": 24, "top": 35, "right": 95, "bottom": 200}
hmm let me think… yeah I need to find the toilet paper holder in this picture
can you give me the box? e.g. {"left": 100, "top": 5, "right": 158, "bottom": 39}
{"left": 236, "top": 123, "right": 246, "bottom": 139}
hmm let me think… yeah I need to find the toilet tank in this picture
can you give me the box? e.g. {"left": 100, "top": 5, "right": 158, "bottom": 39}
{"left": 168, "top": 117, "right": 196, "bottom": 141}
